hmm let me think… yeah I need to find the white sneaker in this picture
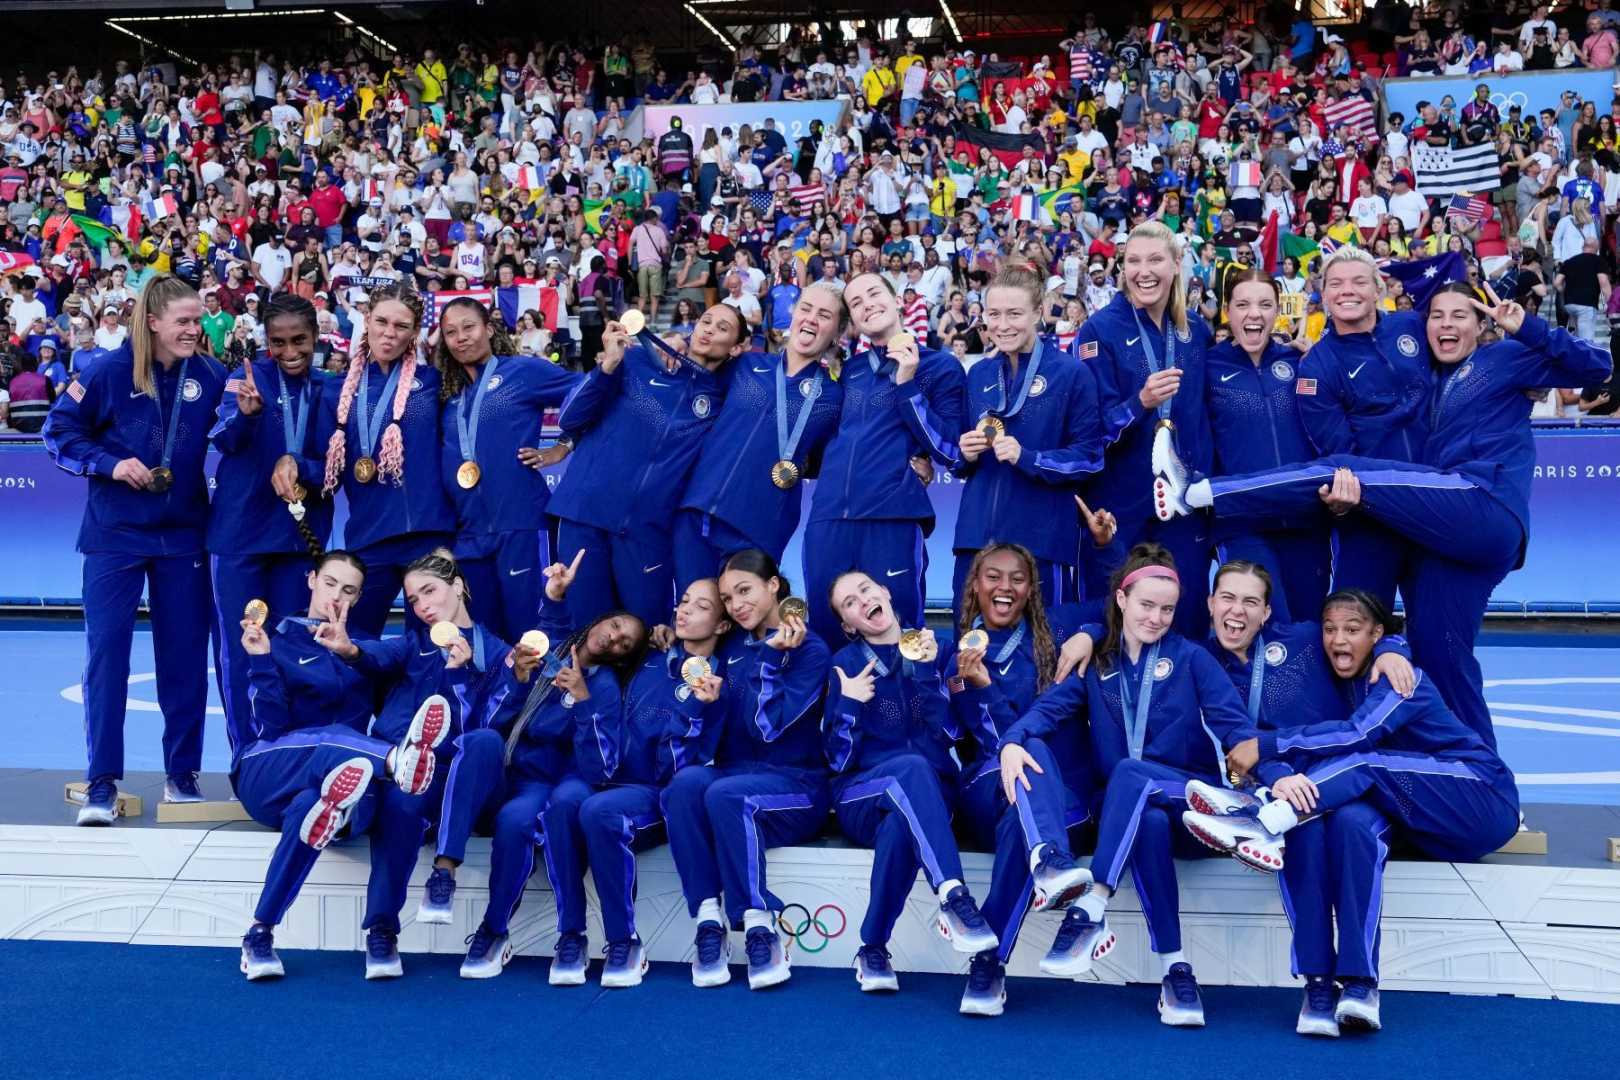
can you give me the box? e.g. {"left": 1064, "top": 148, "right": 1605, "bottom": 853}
{"left": 1184, "top": 778, "right": 1258, "bottom": 817}
{"left": 1183, "top": 807, "right": 1286, "bottom": 872}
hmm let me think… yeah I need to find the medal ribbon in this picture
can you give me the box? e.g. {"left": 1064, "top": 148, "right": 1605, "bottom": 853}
{"left": 990, "top": 340, "right": 1045, "bottom": 421}
{"left": 775, "top": 360, "right": 824, "bottom": 467}
{"left": 1247, "top": 635, "right": 1266, "bottom": 724}
{"left": 456, "top": 357, "right": 500, "bottom": 466}
{"left": 154, "top": 357, "right": 191, "bottom": 472}
{"left": 358, "top": 360, "right": 404, "bottom": 459}
{"left": 1115, "top": 641, "right": 1162, "bottom": 761}
{"left": 1130, "top": 307, "right": 1176, "bottom": 422}
{"left": 276, "top": 366, "right": 311, "bottom": 456}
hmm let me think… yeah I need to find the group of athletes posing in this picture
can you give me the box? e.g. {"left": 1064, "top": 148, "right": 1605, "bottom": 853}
{"left": 41, "top": 219, "right": 1609, "bottom": 1035}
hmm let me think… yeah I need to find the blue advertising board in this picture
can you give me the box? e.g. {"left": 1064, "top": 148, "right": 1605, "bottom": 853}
{"left": 1381, "top": 68, "right": 1615, "bottom": 127}
{"left": 6, "top": 427, "right": 1618, "bottom": 611}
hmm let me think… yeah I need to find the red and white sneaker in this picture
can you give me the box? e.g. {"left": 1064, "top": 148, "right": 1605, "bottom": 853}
{"left": 298, "top": 757, "right": 374, "bottom": 850}
{"left": 393, "top": 694, "right": 450, "bottom": 795}
{"left": 1182, "top": 806, "right": 1286, "bottom": 873}
{"left": 1154, "top": 475, "right": 1190, "bottom": 521}
{"left": 1184, "top": 779, "right": 1259, "bottom": 817}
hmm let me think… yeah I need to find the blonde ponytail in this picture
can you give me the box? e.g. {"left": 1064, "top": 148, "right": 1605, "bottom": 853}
{"left": 130, "top": 274, "right": 202, "bottom": 398}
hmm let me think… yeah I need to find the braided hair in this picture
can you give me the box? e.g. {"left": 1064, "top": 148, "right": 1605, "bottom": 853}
{"left": 956, "top": 543, "right": 1059, "bottom": 692}
{"left": 321, "top": 282, "right": 424, "bottom": 493}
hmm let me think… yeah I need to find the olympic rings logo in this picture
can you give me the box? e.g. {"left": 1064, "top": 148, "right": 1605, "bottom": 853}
{"left": 777, "top": 903, "right": 847, "bottom": 953}
{"left": 1489, "top": 90, "right": 1529, "bottom": 115}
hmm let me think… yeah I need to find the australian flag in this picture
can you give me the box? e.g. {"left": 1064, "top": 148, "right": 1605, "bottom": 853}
{"left": 1381, "top": 251, "right": 1469, "bottom": 309}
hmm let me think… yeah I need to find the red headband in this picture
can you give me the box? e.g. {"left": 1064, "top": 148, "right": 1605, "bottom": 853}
{"left": 1120, "top": 565, "right": 1180, "bottom": 591}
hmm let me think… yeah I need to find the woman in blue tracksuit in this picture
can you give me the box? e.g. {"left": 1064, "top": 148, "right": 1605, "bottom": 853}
{"left": 570, "top": 577, "right": 730, "bottom": 988}
{"left": 311, "top": 547, "right": 522, "bottom": 978}
{"left": 411, "top": 547, "right": 648, "bottom": 982}
{"left": 951, "top": 543, "right": 1097, "bottom": 1017}
{"left": 1204, "top": 270, "right": 1330, "bottom": 623}
{"left": 823, "top": 570, "right": 999, "bottom": 994}
{"left": 208, "top": 295, "right": 334, "bottom": 741}
{"left": 43, "top": 274, "right": 227, "bottom": 823}
{"left": 1290, "top": 248, "right": 1432, "bottom": 606}
{"left": 953, "top": 263, "right": 1104, "bottom": 611}
{"left": 232, "top": 550, "right": 434, "bottom": 980}
{"left": 547, "top": 304, "right": 749, "bottom": 628}
{"left": 1197, "top": 560, "right": 1416, "bottom": 1037}
{"left": 434, "top": 297, "right": 580, "bottom": 641}
{"left": 662, "top": 548, "right": 832, "bottom": 991}
{"left": 675, "top": 282, "right": 846, "bottom": 590}
{"left": 318, "top": 282, "right": 454, "bottom": 637}
{"left": 803, "top": 272, "right": 967, "bottom": 643}
{"left": 1184, "top": 588, "right": 1520, "bottom": 1034}
{"left": 1161, "top": 286, "right": 1611, "bottom": 747}
{"left": 999, "top": 542, "right": 1258, "bottom": 1027}
{"left": 1073, "top": 222, "right": 1214, "bottom": 636}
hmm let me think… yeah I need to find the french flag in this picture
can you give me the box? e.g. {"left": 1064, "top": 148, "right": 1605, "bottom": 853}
{"left": 515, "top": 165, "right": 542, "bottom": 192}
{"left": 144, "top": 191, "right": 178, "bottom": 220}
{"left": 1010, "top": 194, "right": 1037, "bottom": 222}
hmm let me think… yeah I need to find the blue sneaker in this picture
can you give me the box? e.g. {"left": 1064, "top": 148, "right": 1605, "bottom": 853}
{"left": 1031, "top": 848, "right": 1092, "bottom": 912}
{"left": 416, "top": 866, "right": 456, "bottom": 925}
{"left": 549, "top": 931, "right": 589, "bottom": 986}
{"left": 691, "top": 920, "right": 732, "bottom": 988}
{"left": 1039, "top": 907, "right": 1115, "bottom": 977}
{"left": 364, "top": 926, "right": 403, "bottom": 979}
{"left": 460, "top": 922, "right": 511, "bottom": 979}
{"left": 959, "top": 951, "right": 1007, "bottom": 1017}
{"left": 240, "top": 924, "right": 283, "bottom": 981}
{"left": 1298, "top": 976, "right": 1341, "bottom": 1037}
{"left": 744, "top": 926, "right": 790, "bottom": 990}
{"left": 164, "top": 772, "right": 204, "bottom": 803}
{"left": 1158, "top": 962, "right": 1206, "bottom": 1027}
{"left": 854, "top": 944, "right": 899, "bottom": 992}
{"left": 601, "top": 938, "right": 648, "bottom": 988}
{"left": 936, "top": 885, "right": 999, "bottom": 954}
{"left": 1335, "top": 977, "right": 1382, "bottom": 1031}
{"left": 76, "top": 777, "right": 119, "bottom": 826}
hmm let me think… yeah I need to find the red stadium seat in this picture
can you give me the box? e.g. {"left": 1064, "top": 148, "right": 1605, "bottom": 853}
{"left": 1480, "top": 219, "right": 1502, "bottom": 242}
{"left": 1475, "top": 239, "right": 1508, "bottom": 258}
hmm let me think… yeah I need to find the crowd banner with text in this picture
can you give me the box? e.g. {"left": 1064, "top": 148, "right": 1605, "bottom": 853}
{"left": 625, "top": 100, "right": 849, "bottom": 148}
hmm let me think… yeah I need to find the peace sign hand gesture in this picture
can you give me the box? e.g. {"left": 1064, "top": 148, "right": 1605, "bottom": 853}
{"left": 235, "top": 359, "right": 264, "bottom": 417}
{"left": 314, "top": 600, "right": 358, "bottom": 660}
{"left": 1473, "top": 280, "right": 1525, "bottom": 337}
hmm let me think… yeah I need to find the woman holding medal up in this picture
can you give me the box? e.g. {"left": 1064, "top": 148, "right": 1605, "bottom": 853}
{"left": 675, "top": 282, "right": 847, "bottom": 590}
{"left": 44, "top": 275, "right": 227, "bottom": 824}
{"left": 319, "top": 282, "right": 453, "bottom": 637}
{"left": 208, "top": 295, "right": 334, "bottom": 743}
{"left": 953, "top": 263, "right": 1105, "bottom": 611}
{"left": 823, "top": 570, "right": 1000, "bottom": 994}
{"left": 547, "top": 303, "right": 749, "bottom": 628}
{"left": 803, "top": 272, "right": 967, "bottom": 644}
{"left": 1072, "top": 221, "right": 1215, "bottom": 636}
{"left": 434, "top": 297, "right": 580, "bottom": 642}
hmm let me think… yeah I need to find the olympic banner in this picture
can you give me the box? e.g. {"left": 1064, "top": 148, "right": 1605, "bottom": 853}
{"left": 5, "top": 427, "right": 1619, "bottom": 610}
{"left": 1381, "top": 69, "right": 1616, "bottom": 132}
{"left": 625, "top": 100, "right": 849, "bottom": 149}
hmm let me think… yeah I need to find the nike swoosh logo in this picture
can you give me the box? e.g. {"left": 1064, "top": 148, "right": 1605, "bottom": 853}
{"left": 298, "top": 656, "right": 319, "bottom": 665}
{"left": 885, "top": 569, "right": 908, "bottom": 577}
{"left": 1347, "top": 362, "right": 1367, "bottom": 379}
{"left": 508, "top": 567, "right": 532, "bottom": 577}
{"left": 1125, "top": 336, "right": 1140, "bottom": 347}
{"left": 643, "top": 564, "right": 663, "bottom": 573}
{"left": 1101, "top": 670, "right": 1120, "bottom": 681}
{"left": 193, "top": 561, "right": 202, "bottom": 569}
{"left": 982, "top": 383, "right": 999, "bottom": 392}
{"left": 998, "top": 662, "right": 1014, "bottom": 676}
{"left": 752, "top": 366, "right": 771, "bottom": 373}
{"left": 130, "top": 390, "right": 145, "bottom": 398}
{"left": 649, "top": 378, "right": 672, "bottom": 387}
{"left": 1220, "top": 371, "right": 1240, "bottom": 382}
{"left": 419, "top": 649, "right": 439, "bottom": 657}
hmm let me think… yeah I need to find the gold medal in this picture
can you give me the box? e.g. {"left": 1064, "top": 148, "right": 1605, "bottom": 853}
{"left": 243, "top": 599, "right": 269, "bottom": 628}
{"left": 288, "top": 483, "right": 307, "bottom": 503}
{"left": 1155, "top": 418, "right": 1176, "bottom": 432}
{"left": 618, "top": 308, "right": 646, "bottom": 336}
{"left": 680, "top": 655, "right": 713, "bottom": 687}
{"left": 429, "top": 621, "right": 462, "bottom": 648}
{"left": 519, "top": 630, "right": 550, "bottom": 657}
{"left": 456, "top": 460, "right": 482, "bottom": 489}
{"left": 887, "top": 331, "right": 915, "bottom": 353}
{"left": 353, "top": 456, "right": 377, "bottom": 483}
{"left": 978, "top": 415, "right": 1006, "bottom": 441}
{"left": 898, "top": 629, "right": 929, "bottom": 661}
{"left": 770, "top": 459, "right": 800, "bottom": 489}
{"left": 147, "top": 465, "right": 174, "bottom": 493}
{"left": 777, "top": 596, "right": 808, "bottom": 623}
{"left": 959, "top": 628, "right": 989, "bottom": 652}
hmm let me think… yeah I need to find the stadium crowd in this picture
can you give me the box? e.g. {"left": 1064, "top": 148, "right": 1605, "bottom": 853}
{"left": 2, "top": 3, "right": 1620, "bottom": 429}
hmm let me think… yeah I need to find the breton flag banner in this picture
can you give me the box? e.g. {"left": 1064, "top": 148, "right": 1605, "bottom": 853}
{"left": 1413, "top": 142, "right": 1501, "bottom": 198}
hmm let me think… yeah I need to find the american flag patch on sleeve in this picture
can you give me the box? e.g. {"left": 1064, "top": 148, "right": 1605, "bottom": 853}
{"left": 1295, "top": 378, "right": 1317, "bottom": 396}
{"left": 224, "top": 379, "right": 245, "bottom": 394}
{"left": 66, "top": 380, "right": 85, "bottom": 402}
{"left": 1079, "top": 340, "right": 1099, "bottom": 359}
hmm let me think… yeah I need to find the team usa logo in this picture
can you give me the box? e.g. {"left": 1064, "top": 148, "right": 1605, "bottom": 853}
{"left": 1175, "top": 326, "right": 1191, "bottom": 343}
{"left": 1455, "top": 362, "right": 1474, "bottom": 381}
{"left": 1029, "top": 375, "right": 1048, "bottom": 397}
{"left": 486, "top": 375, "right": 504, "bottom": 391}
{"left": 692, "top": 395, "right": 712, "bottom": 418}
{"left": 181, "top": 378, "right": 202, "bottom": 402}
{"left": 675, "top": 684, "right": 693, "bottom": 701}
{"left": 1264, "top": 641, "right": 1287, "bottom": 666}
{"left": 411, "top": 378, "right": 424, "bottom": 392}
{"left": 1270, "top": 361, "right": 1294, "bottom": 382}
{"left": 799, "top": 379, "right": 816, "bottom": 398}
{"left": 1397, "top": 334, "right": 1419, "bottom": 357}
{"left": 560, "top": 692, "right": 576, "bottom": 708}
{"left": 1153, "top": 657, "right": 1174, "bottom": 680}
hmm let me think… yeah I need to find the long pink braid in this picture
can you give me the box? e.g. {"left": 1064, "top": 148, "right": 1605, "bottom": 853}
{"left": 321, "top": 342, "right": 368, "bottom": 495}
{"left": 376, "top": 348, "right": 417, "bottom": 486}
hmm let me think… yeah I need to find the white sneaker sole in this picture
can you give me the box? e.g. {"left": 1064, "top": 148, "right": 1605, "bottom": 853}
{"left": 1298, "top": 1016, "right": 1342, "bottom": 1038}
{"left": 415, "top": 902, "right": 453, "bottom": 925}
{"left": 395, "top": 695, "right": 450, "bottom": 794}
{"left": 601, "top": 956, "right": 649, "bottom": 989}
{"left": 1185, "top": 780, "right": 1253, "bottom": 817}
{"left": 1183, "top": 813, "right": 1285, "bottom": 873}
{"left": 240, "top": 950, "right": 284, "bottom": 981}
{"left": 76, "top": 805, "right": 116, "bottom": 826}
{"left": 1031, "top": 867, "right": 1092, "bottom": 913}
{"left": 935, "top": 913, "right": 998, "bottom": 955}
{"left": 461, "top": 940, "right": 513, "bottom": 979}
{"left": 299, "top": 758, "right": 373, "bottom": 849}
{"left": 1159, "top": 1000, "right": 1207, "bottom": 1027}
{"left": 692, "top": 964, "right": 732, "bottom": 988}
{"left": 959, "top": 991, "right": 1006, "bottom": 1017}
{"left": 1039, "top": 926, "right": 1116, "bottom": 978}
{"left": 364, "top": 958, "right": 403, "bottom": 979}
{"left": 550, "top": 963, "right": 588, "bottom": 986}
